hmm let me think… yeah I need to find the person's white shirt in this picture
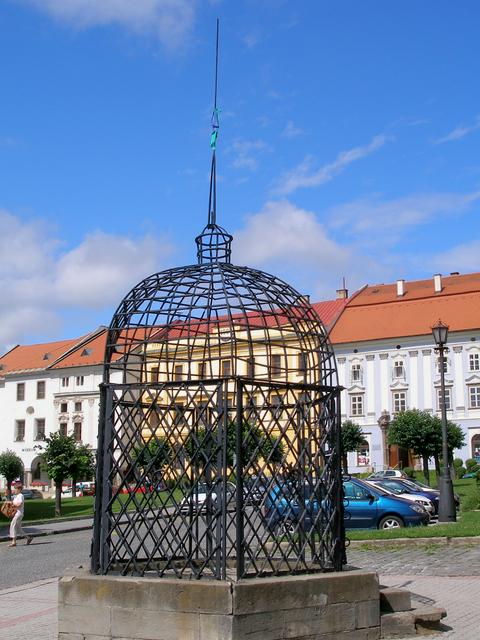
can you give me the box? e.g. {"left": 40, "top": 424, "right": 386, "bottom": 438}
{"left": 12, "top": 493, "right": 24, "bottom": 516}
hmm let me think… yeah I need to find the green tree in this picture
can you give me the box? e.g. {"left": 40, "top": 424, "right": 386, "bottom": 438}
{"left": 340, "top": 420, "right": 365, "bottom": 473}
{"left": 36, "top": 432, "right": 94, "bottom": 515}
{"left": 388, "top": 410, "right": 466, "bottom": 484}
{"left": 185, "top": 419, "right": 285, "bottom": 473}
{"left": 388, "top": 410, "right": 438, "bottom": 484}
{"left": 0, "top": 450, "right": 24, "bottom": 500}
{"left": 132, "top": 436, "right": 171, "bottom": 486}
{"left": 69, "top": 443, "right": 95, "bottom": 498}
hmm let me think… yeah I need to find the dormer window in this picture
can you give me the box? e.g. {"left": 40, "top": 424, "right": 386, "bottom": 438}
{"left": 350, "top": 364, "right": 363, "bottom": 384}
{"left": 81, "top": 348, "right": 92, "bottom": 357}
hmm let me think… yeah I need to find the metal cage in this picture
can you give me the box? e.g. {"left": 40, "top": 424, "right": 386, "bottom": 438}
{"left": 91, "top": 237, "right": 345, "bottom": 579}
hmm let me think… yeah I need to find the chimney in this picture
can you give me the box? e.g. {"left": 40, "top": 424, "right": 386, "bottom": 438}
{"left": 336, "top": 276, "right": 349, "bottom": 300}
{"left": 434, "top": 273, "right": 442, "bottom": 293}
{"left": 396, "top": 279, "right": 405, "bottom": 296}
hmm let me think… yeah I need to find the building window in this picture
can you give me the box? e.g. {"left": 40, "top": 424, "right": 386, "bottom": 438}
{"left": 393, "top": 391, "right": 407, "bottom": 413}
{"left": 35, "top": 418, "right": 46, "bottom": 441}
{"left": 270, "top": 354, "right": 282, "bottom": 378}
{"left": 247, "top": 357, "right": 255, "bottom": 378}
{"left": 74, "top": 401, "right": 82, "bottom": 412}
{"left": 392, "top": 361, "right": 405, "bottom": 379}
{"left": 350, "top": 395, "right": 364, "bottom": 416}
{"left": 356, "top": 440, "right": 370, "bottom": 466}
{"left": 271, "top": 393, "right": 283, "bottom": 419}
{"left": 76, "top": 375, "right": 85, "bottom": 386}
{"left": 198, "top": 361, "right": 207, "bottom": 379}
{"left": 150, "top": 367, "right": 159, "bottom": 383}
{"left": 62, "top": 377, "right": 69, "bottom": 387}
{"left": 469, "top": 353, "right": 480, "bottom": 372}
{"left": 16, "top": 383, "right": 25, "bottom": 401}
{"left": 221, "top": 359, "right": 231, "bottom": 377}
{"left": 15, "top": 420, "right": 25, "bottom": 442}
{"left": 37, "top": 381, "right": 46, "bottom": 399}
{"left": 173, "top": 403, "right": 187, "bottom": 427}
{"left": 298, "top": 353, "right": 307, "bottom": 374}
{"left": 174, "top": 365, "right": 183, "bottom": 381}
{"left": 60, "top": 402, "right": 68, "bottom": 413}
{"left": 437, "top": 388, "right": 452, "bottom": 411}
{"left": 350, "top": 364, "right": 362, "bottom": 384}
{"left": 59, "top": 423, "right": 68, "bottom": 436}
{"left": 73, "top": 422, "right": 82, "bottom": 442}
{"left": 469, "top": 386, "right": 480, "bottom": 409}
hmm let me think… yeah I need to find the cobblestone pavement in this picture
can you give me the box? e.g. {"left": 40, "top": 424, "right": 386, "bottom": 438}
{"left": 0, "top": 543, "right": 478, "bottom": 639}
{"left": 0, "top": 578, "right": 57, "bottom": 640}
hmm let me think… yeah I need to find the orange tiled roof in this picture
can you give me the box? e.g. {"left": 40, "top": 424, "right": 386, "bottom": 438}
{"left": 330, "top": 272, "right": 480, "bottom": 344}
{"left": 0, "top": 337, "right": 85, "bottom": 374}
{"left": 49, "top": 328, "right": 108, "bottom": 369}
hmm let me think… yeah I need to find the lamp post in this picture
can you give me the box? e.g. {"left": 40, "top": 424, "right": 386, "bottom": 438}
{"left": 431, "top": 320, "right": 456, "bottom": 522}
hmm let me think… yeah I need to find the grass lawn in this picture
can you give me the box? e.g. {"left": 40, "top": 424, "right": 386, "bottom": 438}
{"left": 1, "top": 488, "right": 185, "bottom": 524}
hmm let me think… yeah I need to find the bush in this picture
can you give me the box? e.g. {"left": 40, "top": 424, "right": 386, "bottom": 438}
{"left": 453, "top": 458, "right": 464, "bottom": 470}
{"left": 461, "top": 489, "right": 480, "bottom": 511}
{"left": 403, "top": 466, "right": 416, "bottom": 478}
{"left": 465, "top": 458, "right": 479, "bottom": 472}
{"left": 457, "top": 467, "right": 466, "bottom": 479}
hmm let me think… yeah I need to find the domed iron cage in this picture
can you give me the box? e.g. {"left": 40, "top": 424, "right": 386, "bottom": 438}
{"left": 91, "top": 258, "right": 346, "bottom": 580}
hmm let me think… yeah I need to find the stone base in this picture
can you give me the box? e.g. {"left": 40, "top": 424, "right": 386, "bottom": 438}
{"left": 58, "top": 569, "right": 381, "bottom": 640}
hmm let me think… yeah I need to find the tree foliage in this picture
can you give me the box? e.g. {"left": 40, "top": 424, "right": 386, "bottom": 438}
{"left": 132, "top": 436, "right": 172, "bottom": 485}
{"left": 185, "top": 419, "right": 285, "bottom": 471}
{"left": 0, "top": 450, "right": 24, "bottom": 500}
{"left": 36, "top": 432, "right": 95, "bottom": 516}
{"left": 387, "top": 409, "right": 465, "bottom": 484}
{"left": 340, "top": 420, "right": 365, "bottom": 473}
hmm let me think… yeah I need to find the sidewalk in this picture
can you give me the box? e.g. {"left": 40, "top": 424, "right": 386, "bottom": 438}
{"left": 0, "top": 517, "right": 93, "bottom": 543}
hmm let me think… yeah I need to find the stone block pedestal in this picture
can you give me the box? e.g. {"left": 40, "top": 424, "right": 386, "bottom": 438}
{"left": 58, "top": 569, "right": 381, "bottom": 640}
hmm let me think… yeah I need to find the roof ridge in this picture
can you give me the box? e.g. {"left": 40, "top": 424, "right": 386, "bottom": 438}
{"left": 46, "top": 327, "right": 107, "bottom": 370}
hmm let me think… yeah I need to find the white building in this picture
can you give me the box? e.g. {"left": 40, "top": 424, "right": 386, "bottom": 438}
{"left": 0, "top": 327, "right": 117, "bottom": 489}
{"left": 330, "top": 272, "right": 480, "bottom": 474}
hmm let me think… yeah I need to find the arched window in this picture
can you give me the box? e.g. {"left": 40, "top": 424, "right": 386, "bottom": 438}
{"left": 472, "top": 434, "right": 480, "bottom": 462}
{"left": 357, "top": 439, "right": 370, "bottom": 467}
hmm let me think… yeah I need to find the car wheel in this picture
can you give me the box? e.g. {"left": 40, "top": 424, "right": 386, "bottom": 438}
{"left": 277, "top": 519, "right": 296, "bottom": 537}
{"left": 378, "top": 515, "right": 404, "bottom": 530}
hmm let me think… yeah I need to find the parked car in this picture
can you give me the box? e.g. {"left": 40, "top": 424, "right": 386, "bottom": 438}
{"left": 179, "top": 481, "right": 236, "bottom": 512}
{"left": 365, "top": 480, "right": 435, "bottom": 516}
{"left": 401, "top": 477, "right": 461, "bottom": 511}
{"left": 369, "top": 478, "right": 442, "bottom": 514}
{"left": 367, "top": 469, "right": 408, "bottom": 480}
{"left": 263, "top": 477, "right": 429, "bottom": 535}
{"left": 21, "top": 489, "right": 43, "bottom": 500}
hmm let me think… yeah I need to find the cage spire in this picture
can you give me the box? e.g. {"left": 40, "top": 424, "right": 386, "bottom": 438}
{"left": 196, "top": 18, "right": 233, "bottom": 264}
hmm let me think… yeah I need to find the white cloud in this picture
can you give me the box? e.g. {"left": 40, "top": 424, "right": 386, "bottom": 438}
{"left": 18, "top": 0, "right": 196, "bottom": 51}
{"left": 0, "top": 210, "right": 174, "bottom": 351}
{"left": 272, "top": 134, "right": 391, "bottom": 196}
{"left": 431, "top": 239, "right": 480, "bottom": 273}
{"left": 228, "top": 139, "right": 270, "bottom": 171}
{"left": 328, "top": 191, "right": 480, "bottom": 238}
{"left": 282, "top": 120, "right": 303, "bottom": 138}
{"left": 434, "top": 115, "right": 480, "bottom": 144}
{"left": 232, "top": 200, "right": 365, "bottom": 298}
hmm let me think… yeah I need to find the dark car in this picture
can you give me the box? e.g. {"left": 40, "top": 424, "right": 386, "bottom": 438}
{"left": 403, "top": 477, "right": 460, "bottom": 511}
{"left": 21, "top": 489, "right": 43, "bottom": 500}
{"left": 263, "top": 477, "right": 429, "bottom": 535}
{"left": 370, "top": 478, "right": 442, "bottom": 514}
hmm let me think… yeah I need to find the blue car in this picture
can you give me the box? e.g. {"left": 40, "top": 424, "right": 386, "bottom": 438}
{"left": 263, "top": 477, "right": 429, "bottom": 534}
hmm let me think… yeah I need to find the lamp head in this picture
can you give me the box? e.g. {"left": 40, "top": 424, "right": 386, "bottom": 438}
{"left": 432, "top": 319, "right": 449, "bottom": 346}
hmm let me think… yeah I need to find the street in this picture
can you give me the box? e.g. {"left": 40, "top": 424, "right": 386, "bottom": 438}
{"left": 0, "top": 531, "right": 479, "bottom": 639}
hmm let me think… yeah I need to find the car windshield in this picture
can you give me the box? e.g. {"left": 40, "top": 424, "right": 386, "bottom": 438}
{"left": 378, "top": 481, "right": 404, "bottom": 494}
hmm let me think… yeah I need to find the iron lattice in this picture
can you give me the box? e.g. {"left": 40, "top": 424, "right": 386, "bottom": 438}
{"left": 91, "top": 260, "right": 345, "bottom": 579}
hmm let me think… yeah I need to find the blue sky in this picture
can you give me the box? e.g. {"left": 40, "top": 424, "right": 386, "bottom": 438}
{"left": 1, "top": 0, "right": 480, "bottom": 351}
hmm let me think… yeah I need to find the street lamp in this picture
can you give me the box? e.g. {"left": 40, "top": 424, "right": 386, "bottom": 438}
{"left": 431, "top": 320, "right": 456, "bottom": 522}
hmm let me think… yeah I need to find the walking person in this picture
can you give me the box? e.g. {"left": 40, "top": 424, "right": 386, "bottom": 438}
{"left": 9, "top": 484, "right": 33, "bottom": 547}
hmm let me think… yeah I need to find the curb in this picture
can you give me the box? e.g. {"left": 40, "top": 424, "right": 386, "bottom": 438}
{"left": 349, "top": 535, "right": 480, "bottom": 548}
{"left": 0, "top": 523, "right": 92, "bottom": 544}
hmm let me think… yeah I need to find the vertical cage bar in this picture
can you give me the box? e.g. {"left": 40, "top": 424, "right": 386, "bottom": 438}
{"left": 99, "top": 384, "right": 114, "bottom": 573}
{"left": 91, "top": 383, "right": 106, "bottom": 573}
{"left": 235, "top": 379, "right": 245, "bottom": 579}
{"left": 333, "top": 388, "right": 345, "bottom": 570}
